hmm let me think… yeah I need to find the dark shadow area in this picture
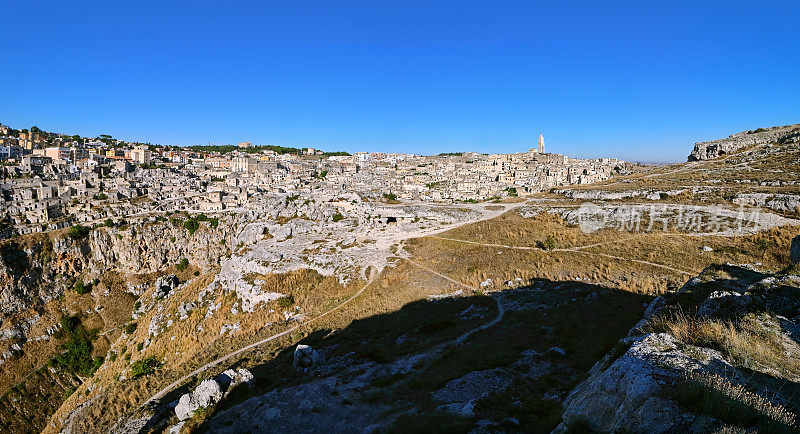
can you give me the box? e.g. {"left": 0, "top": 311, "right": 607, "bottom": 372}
{"left": 159, "top": 278, "right": 655, "bottom": 433}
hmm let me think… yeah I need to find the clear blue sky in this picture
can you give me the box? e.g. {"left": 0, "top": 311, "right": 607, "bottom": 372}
{"left": 1, "top": 1, "right": 797, "bottom": 162}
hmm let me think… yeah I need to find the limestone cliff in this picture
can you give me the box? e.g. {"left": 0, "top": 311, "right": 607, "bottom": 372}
{"left": 0, "top": 217, "right": 240, "bottom": 324}
{"left": 688, "top": 124, "right": 799, "bottom": 161}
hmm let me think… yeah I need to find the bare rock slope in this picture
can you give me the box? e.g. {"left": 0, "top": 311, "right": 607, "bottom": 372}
{"left": 688, "top": 123, "right": 800, "bottom": 161}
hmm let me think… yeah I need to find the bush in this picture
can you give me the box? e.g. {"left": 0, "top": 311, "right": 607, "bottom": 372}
{"left": 68, "top": 225, "right": 91, "bottom": 240}
{"left": 104, "top": 219, "right": 114, "bottom": 227}
{"left": 382, "top": 193, "right": 397, "bottom": 201}
{"left": 332, "top": 213, "right": 344, "bottom": 222}
{"left": 277, "top": 295, "right": 295, "bottom": 309}
{"left": 176, "top": 258, "right": 189, "bottom": 271}
{"left": 538, "top": 235, "right": 557, "bottom": 250}
{"left": 73, "top": 280, "right": 91, "bottom": 295}
{"left": 130, "top": 356, "right": 161, "bottom": 379}
{"left": 123, "top": 323, "right": 137, "bottom": 334}
{"left": 52, "top": 315, "right": 102, "bottom": 376}
{"left": 183, "top": 219, "right": 200, "bottom": 235}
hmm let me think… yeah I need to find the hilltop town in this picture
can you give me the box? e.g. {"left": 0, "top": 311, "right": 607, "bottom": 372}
{"left": 0, "top": 122, "right": 630, "bottom": 238}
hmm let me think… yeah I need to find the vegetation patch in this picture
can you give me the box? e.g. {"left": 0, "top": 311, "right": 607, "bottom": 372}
{"left": 130, "top": 356, "right": 162, "bottom": 379}
{"left": 52, "top": 315, "right": 103, "bottom": 377}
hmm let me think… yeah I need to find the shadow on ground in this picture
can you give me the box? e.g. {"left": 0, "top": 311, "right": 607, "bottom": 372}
{"left": 168, "top": 278, "right": 655, "bottom": 433}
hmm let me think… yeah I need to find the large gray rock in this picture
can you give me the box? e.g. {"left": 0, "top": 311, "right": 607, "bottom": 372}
{"left": 557, "top": 333, "right": 732, "bottom": 433}
{"left": 293, "top": 344, "right": 325, "bottom": 372}
{"left": 174, "top": 368, "right": 253, "bottom": 421}
{"left": 175, "top": 379, "right": 223, "bottom": 421}
{"left": 688, "top": 124, "right": 800, "bottom": 161}
{"left": 792, "top": 235, "right": 800, "bottom": 264}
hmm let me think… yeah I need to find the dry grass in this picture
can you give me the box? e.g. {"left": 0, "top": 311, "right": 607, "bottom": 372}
{"left": 646, "top": 312, "right": 800, "bottom": 380}
{"left": 683, "top": 371, "right": 796, "bottom": 428}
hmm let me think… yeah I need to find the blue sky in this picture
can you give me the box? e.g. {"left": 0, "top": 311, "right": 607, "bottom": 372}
{"left": 1, "top": 1, "right": 798, "bottom": 162}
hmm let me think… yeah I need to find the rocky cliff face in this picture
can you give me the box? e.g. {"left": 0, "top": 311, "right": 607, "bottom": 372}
{"left": 0, "top": 217, "right": 240, "bottom": 323}
{"left": 687, "top": 124, "right": 800, "bottom": 161}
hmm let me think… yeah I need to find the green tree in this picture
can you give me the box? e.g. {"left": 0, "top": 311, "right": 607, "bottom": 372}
{"left": 183, "top": 219, "right": 200, "bottom": 235}
{"left": 68, "top": 225, "right": 91, "bottom": 239}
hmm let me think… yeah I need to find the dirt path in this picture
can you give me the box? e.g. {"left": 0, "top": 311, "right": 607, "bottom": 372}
{"left": 145, "top": 269, "right": 378, "bottom": 404}
{"left": 400, "top": 256, "right": 505, "bottom": 347}
{"left": 429, "top": 235, "right": 698, "bottom": 276}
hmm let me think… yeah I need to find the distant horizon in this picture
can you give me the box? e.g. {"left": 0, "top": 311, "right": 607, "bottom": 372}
{"left": 5, "top": 117, "right": 798, "bottom": 164}
{"left": 2, "top": 1, "right": 797, "bottom": 163}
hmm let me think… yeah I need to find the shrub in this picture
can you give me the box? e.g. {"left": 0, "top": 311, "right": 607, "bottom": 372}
{"left": 276, "top": 295, "right": 295, "bottom": 309}
{"left": 52, "top": 315, "right": 102, "bottom": 376}
{"left": 382, "top": 193, "right": 397, "bottom": 201}
{"left": 332, "top": 213, "right": 344, "bottom": 222}
{"left": 183, "top": 219, "right": 200, "bottom": 235}
{"left": 176, "top": 258, "right": 189, "bottom": 271}
{"left": 136, "top": 342, "right": 144, "bottom": 351}
{"left": 104, "top": 219, "right": 114, "bottom": 227}
{"left": 123, "top": 323, "right": 137, "bottom": 334}
{"left": 130, "top": 356, "right": 161, "bottom": 379}
{"left": 73, "top": 280, "right": 91, "bottom": 295}
{"left": 68, "top": 225, "right": 91, "bottom": 240}
{"left": 538, "top": 235, "right": 557, "bottom": 250}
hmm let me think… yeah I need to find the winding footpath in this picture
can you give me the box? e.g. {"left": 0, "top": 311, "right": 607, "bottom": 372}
{"left": 430, "top": 235, "right": 698, "bottom": 276}
{"left": 145, "top": 269, "right": 378, "bottom": 404}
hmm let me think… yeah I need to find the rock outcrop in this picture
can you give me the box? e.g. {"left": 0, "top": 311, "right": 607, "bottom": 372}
{"left": 558, "top": 333, "right": 728, "bottom": 433}
{"left": 153, "top": 274, "right": 179, "bottom": 299}
{"left": 174, "top": 368, "right": 253, "bottom": 421}
{"left": 293, "top": 344, "right": 325, "bottom": 372}
{"left": 0, "top": 218, "right": 237, "bottom": 322}
{"left": 688, "top": 124, "right": 800, "bottom": 161}
{"left": 557, "top": 264, "right": 800, "bottom": 432}
{"left": 175, "top": 379, "right": 222, "bottom": 421}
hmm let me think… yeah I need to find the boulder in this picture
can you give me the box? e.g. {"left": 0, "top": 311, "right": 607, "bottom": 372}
{"left": 293, "top": 344, "right": 325, "bottom": 371}
{"left": 697, "top": 290, "right": 751, "bottom": 318}
{"left": 792, "top": 235, "right": 800, "bottom": 264}
{"left": 175, "top": 379, "right": 223, "bottom": 421}
{"left": 215, "top": 368, "right": 255, "bottom": 395}
{"left": 154, "top": 274, "right": 180, "bottom": 299}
